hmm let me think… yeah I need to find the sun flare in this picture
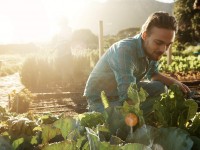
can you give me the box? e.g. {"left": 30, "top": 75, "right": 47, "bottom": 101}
{"left": 0, "top": 15, "right": 14, "bottom": 44}
{"left": 42, "top": 0, "right": 88, "bottom": 34}
{"left": 0, "top": 0, "right": 91, "bottom": 44}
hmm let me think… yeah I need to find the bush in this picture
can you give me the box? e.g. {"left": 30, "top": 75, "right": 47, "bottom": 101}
{"left": 20, "top": 49, "right": 94, "bottom": 91}
{"left": 9, "top": 89, "right": 34, "bottom": 113}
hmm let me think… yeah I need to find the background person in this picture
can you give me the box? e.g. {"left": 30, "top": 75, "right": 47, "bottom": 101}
{"left": 53, "top": 17, "right": 73, "bottom": 87}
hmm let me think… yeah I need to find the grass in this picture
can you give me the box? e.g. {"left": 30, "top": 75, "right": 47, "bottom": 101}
{"left": 0, "top": 54, "right": 24, "bottom": 77}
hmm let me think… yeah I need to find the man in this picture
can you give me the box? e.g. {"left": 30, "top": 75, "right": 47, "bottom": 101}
{"left": 84, "top": 11, "right": 190, "bottom": 113}
{"left": 53, "top": 17, "right": 73, "bottom": 86}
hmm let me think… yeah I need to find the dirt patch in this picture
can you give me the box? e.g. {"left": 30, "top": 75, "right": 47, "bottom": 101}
{"left": 29, "top": 92, "right": 88, "bottom": 116}
{"left": 1, "top": 73, "right": 199, "bottom": 116}
{"left": 0, "top": 73, "right": 87, "bottom": 115}
{"left": 0, "top": 73, "right": 24, "bottom": 107}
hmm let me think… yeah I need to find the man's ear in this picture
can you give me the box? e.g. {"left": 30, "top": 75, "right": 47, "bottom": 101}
{"left": 141, "top": 31, "right": 147, "bottom": 40}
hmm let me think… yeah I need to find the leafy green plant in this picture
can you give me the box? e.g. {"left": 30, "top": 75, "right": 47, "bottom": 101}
{"left": 9, "top": 88, "right": 34, "bottom": 113}
{"left": 1, "top": 83, "right": 200, "bottom": 150}
{"left": 153, "top": 84, "right": 198, "bottom": 129}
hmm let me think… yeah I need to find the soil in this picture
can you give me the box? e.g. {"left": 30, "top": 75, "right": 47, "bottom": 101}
{"left": 1, "top": 73, "right": 199, "bottom": 116}
{"left": 0, "top": 73, "right": 88, "bottom": 116}
{"left": 0, "top": 73, "right": 24, "bottom": 107}
{"left": 30, "top": 92, "right": 88, "bottom": 116}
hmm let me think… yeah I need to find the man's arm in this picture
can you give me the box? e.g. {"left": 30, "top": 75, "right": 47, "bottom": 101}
{"left": 151, "top": 72, "right": 191, "bottom": 93}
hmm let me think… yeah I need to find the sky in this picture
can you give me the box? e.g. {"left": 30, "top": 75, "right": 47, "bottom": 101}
{"left": 0, "top": 0, "right": 174, "bottom": 44}
{"left": 155, "top": 0, "right": 175, "bottom": 3}
{"left": 0, "top": 0, "right": 111, "bottom": 44}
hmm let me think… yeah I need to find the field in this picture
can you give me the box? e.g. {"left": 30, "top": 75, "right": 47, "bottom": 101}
{"left": 0, "top": 53, "right": 89, "bottom": 115}
{"left": 0, "top": 0, "right": 200, "bottom": 148}
{"left": 0, "top": 46, "right": 200, "bottom": 149}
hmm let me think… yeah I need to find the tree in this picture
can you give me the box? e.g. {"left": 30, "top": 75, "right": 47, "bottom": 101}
{"left": 117, "top": 27, "right": 140, "bottom": 40}
{"left": 174, "top": 0, "right": 200, "bottom": 45}
{"left": 193, "top": 0, "right": 200, "bottom": 10}
{"left": 71, "top": 29, "right": 98, "bottom": 49}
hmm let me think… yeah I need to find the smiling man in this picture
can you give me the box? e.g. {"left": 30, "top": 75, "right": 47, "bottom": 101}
{"left": 84, "top": 11, "right": 191, "bottom": 113}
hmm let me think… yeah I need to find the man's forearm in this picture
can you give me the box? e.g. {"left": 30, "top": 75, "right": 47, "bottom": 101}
{"left": 151, "top": 72, "right": 175, "bottom": 86}
{"left": 151, "top": 72, "right": 191, "bottom": 93}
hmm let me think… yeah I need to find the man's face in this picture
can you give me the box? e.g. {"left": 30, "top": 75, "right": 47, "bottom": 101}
{"left": 142, "top": 27, "right": 175, "bottom": 61}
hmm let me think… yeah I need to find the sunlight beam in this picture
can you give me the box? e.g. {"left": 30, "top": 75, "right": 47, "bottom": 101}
{"left": 0, "top": 15, "right": 14, "bottom": 44}
{"left": 155, "top": 0, "right": 175, "bottom": 3}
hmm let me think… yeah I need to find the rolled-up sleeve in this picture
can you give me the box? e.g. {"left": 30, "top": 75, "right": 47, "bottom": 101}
{"left": 108, "top": 45, "right": 136, "bottom": 102}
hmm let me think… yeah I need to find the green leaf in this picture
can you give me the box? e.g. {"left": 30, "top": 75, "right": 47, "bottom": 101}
{"left": 42, "top": 140, "right": 77, "bottom": 150}
{"left": 127, "top": 83, "right": 140, "bottom": 105}
{"left": 81, "top": 141, "right": 90, "bottom": 150}
{"left": 122, "top": 143, "right": 152, "bottom": 150}
{"left": 138, "top": 87, "right": 149, "bottom": 102}
{"left": 86, "top": 127, "right": 121, "bottom": 150}
{"left": 78, "top": 112, "right": 105, "bottom": 128}
{"left": 76, "top": 135, "right": 88, "bottom": 150}
{"left": 0, "top": 136, "right": 13, "bottom": 150}
{"left": 41, "top": 124, "right": 60, "bottom": 144}
{"left": 33, "top": 126, "right": 42, "bottom": 132}
{"left": 184, "top": 100, "right": 198, "bottom": 120}
{"left": 101, "top": 91, "right": 110, "bottom": 109}
{"left": 127, "top": 83, "right": 148, "bottom": 110}
{"left": 0, "top": 106, "right": 6, "bottom": 113}
{"left": 12, "top": 137, "right": 24, "bottom": 150}
{"left": 53, "top": 117, "right": 76, "bottom": 139}
{"left": 30, "top": 136, "right": 38, "bottom": 145}
{"left": 40, "top": 114, "right": 59, "bottom": 124}
{"left": 153, "top": 101, "right": 168, "bottom": 126}
{"left": 141, "top": 96, "right": 160, "bottom": 117}
{"left": 190, "top": 136, "right": 200, "bottom": 150}
{"left": 103, "top": 107, "right": 127, "bottom": 135}
{"left": 125, "top": 83, "right": 146, "bottom": 127}
{"left": 188, "top": 113, "right": 200, "bottom": 134}
{"left": 97, "top": 124, "right": 111, "bottom": 141}
{"left": 109, "top": 135, "right": 124, "bottom": 145}
{"left": 153, "top": 84, "right": 197, "bottom": 128}
{"left": 154, "top": 127, "right": 193, "bottom": 150}
{"left": 85, "top": 127, "right": 100, "bottom": 149}
{"left": 99, "top": 141, "right": 121, "bottom": 150}
{"left": 126, "top": 125, "right": 157, "bottom": 146}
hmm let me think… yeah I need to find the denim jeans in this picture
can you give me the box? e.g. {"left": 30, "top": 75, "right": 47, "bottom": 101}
{"left": 87, "top": 81, "right": 167, "bottom": 114}
{"left": 138, "top": 81, "right": 167, "bottom": 115}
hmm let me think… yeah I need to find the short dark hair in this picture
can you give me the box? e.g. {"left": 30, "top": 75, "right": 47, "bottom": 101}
{"left": 141, "top": 11, "right": 178, "bottom": 34}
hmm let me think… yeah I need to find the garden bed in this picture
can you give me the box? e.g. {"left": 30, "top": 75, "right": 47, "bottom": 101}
{"left": 29, "top": 91, "right": 87, "bottom": 116}
{"left": 27, "top": 80, "right": 200, "bottom": 116}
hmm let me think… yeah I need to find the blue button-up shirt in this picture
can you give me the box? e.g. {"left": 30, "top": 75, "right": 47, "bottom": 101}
{"left": 84, "top": 34, "right": 159, "bottom": 103}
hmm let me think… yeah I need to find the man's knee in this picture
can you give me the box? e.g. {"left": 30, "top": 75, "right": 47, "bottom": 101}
{"left": 86, "top": 98, "right": 104, "bottom": 113}
{"left": 138, "top": 81, "right": 167, "bottom": 97}
{"left": 152, "top": 81, "right": 167, "bottom": 96}
{"left": 86, "top": 97, "right": 122, "bottom": 113}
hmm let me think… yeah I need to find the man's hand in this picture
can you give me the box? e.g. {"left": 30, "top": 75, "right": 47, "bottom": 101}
{"left": 152, "top": 72, "right": 191, "bottom": 94}
{"left": 126, "top": 99, "right": 133, "bottom": 105}
{"left": 172, "top": 79, "right": 191, "bottom": 93}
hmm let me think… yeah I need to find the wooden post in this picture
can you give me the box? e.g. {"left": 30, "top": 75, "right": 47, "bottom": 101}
{"left": 16, "top": 95, "right": 19, "bottom": 113}
{"left": 0, "top": 61, "right": 2, "bottom": 71}
{"left": 167, "top": 46, "right": 172, "bottom": 65}
{"left": 8, "top": 94, "right": 10, "bottom": 110}
{"left": 99, "top": 20, "right": 104, "bottom": 59}
{"left": 167, "top": 3, "right": 174, "bottom": 65}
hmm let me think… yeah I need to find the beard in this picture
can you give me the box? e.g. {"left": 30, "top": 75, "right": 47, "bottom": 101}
{"left": 145, "top": 50, "right": 164, "bottom": 61}
{"left": 152, "top": 51, "right": 164, "bottom": 60}
{"left": 143, "top": 40, "right": 164, "bottom": 61}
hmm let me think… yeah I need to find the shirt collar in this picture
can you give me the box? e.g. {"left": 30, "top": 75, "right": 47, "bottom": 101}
{"left": 135, "top": 34, "right": 146, "bottom": 58}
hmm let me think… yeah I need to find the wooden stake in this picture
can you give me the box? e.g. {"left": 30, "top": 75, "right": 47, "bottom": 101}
{"left": 167, "top": 46, "right": 172, "bottom": 65}
{"left": 99, "top": 20, "right": 104, "bottom": 59}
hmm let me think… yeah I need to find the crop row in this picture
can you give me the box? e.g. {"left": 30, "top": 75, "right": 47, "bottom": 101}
{"left": 0, "top": 84, "right": 200, "bottom": 149}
